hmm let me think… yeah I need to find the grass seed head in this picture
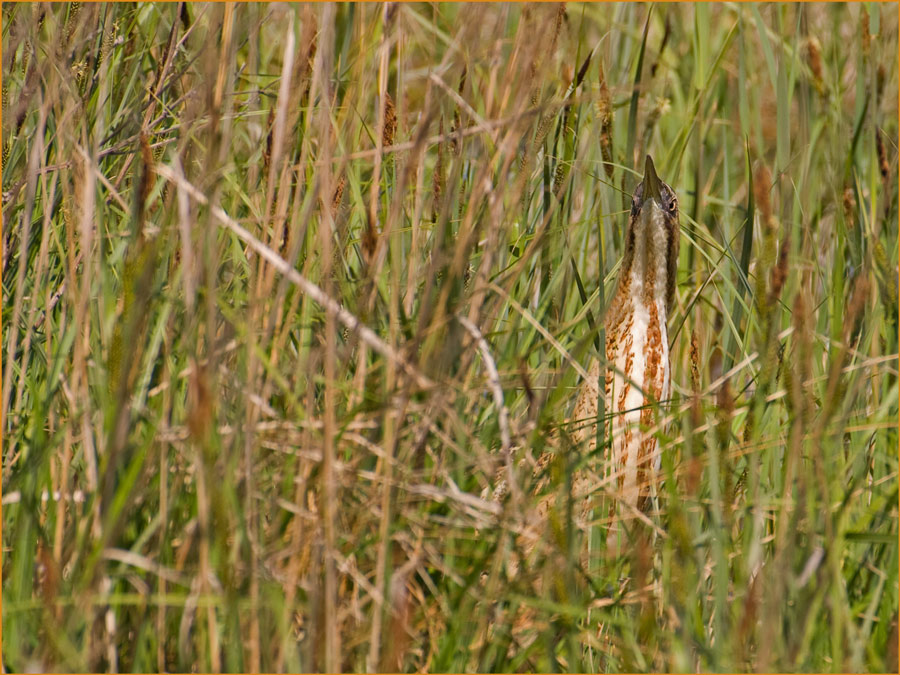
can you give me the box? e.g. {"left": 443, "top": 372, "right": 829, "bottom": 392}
{"left": 432, "top": 116, "right": 445, "bottom": 222}
{"left": 362, "top": 211, "right": 378, "bottom": 264}
{"left": 861, "top": 10, "right": 872, "bottom": 58}
{"left": 753, "top": 163, "right": 773, "bottom": 225}
{"left": 768, "top": 234, "right": 790, "bottom": 306}
{"left": 716, "top": 379, "right": 734, "bottom": 441}
{"left": 597, "top": 60, "right": 614, "bottom": 177}
{"left": 382, "top": 93, "right": 397, "bottom": 148}
{"left": 690, "top": 330, "right": 702, "bottom": 426}
{"left": 450, "top": 109, "right": 462, "bottom": 155}
{"left": 188, "top": 365, "right": 214, "bottom": 442}
{"left": 689, "top": 330, "right": 701, "bottom": 394}
{"left": 844, "top": 275, "right": 871, "bottom": 343}
{"left": 71, "top": 60, "right": 88, "bottom": 93}
{"left": 843, "top": 186, "right": 857, "bottom": 228}
{"left": 101, "top": 19, "right": 120, "bottom": 63}
{"left": 550, "top": 3, "right": 566, "bottom": 56}
{"left": 64, "top": 2, "right": 81, "bottom": 44}
{"left": 332, "top": 174, "right": 346, "bottom": 216}
{"left": 876, "top": 128, "right": 890, "bottom": 181}
{"left": 553, "top": 163, "right": 565, "bottom": 197}
{"left": 805, "top": 36, "right": 825, "bottom": 95}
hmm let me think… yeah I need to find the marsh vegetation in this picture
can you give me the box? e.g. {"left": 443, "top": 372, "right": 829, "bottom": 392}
{"left": 2, "top": 3, "right": 898, "bottom": 671}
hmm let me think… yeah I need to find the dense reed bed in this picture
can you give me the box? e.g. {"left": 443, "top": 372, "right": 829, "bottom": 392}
{"left": 2, "top": 3, "right": 897, "bottom": 671}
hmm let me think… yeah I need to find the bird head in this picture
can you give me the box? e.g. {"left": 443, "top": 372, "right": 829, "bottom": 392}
{"left": 631, "top": 155, "right": 679, "bottom": 226}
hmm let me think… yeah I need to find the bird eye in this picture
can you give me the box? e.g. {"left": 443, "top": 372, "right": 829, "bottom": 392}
{"left": 658, "top": 186, "right": 676, "bottom": 214}
{"left": 667, "top": 195, "right": 678, "bottom": 215}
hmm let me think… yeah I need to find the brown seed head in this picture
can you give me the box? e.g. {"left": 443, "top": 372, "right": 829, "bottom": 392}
{"left": 101, "top": 19, "right": 119, "bottom": 62}
{"left": 768, "top": 234, "right": 790, "bottom": 306}
{"left": 382, "top": 93, "right": 397, "bottom": 148}
{"left": 71, "top": 60, "right": 88, "bottom": 92}
{"left": 753, "top": 164, "right": 773, "bottom": 225}
{"left": 553, "top": 164, "right": 565, "bottom": 197}
{"left": 432, "top": 116, "right": 445, "bottom": 222}
{"left": 332, "top": 174, "right": 345, "bottom": 216}
{"left": 64, "top": 2, "right": 81, "bottom": 44}
{"left": 876, "top": 129, "right": 890, "bottom": 181}
{"left": 860, "top": 11, "right": 871, "bottom": 58}
{"left": 362, "top": 211, "right": 378, "bottom": 264}
{"left": 716, "top": 379, "right": 734, "bottom": 426}
{"left": 188, "top": 364, "right": 214, "bottom": 442}
{"left": 805, "top": 36, "right": 824, "bottom": 95}
{"left": 550, "top": 3, "right": 566, "bottom": 55}
{"left": 534, "top": 114, "right": 554, "bottom": 150}
{"left": 843, "top": 186, "right": 857, "bottom": 228}
{"left": 450, "top": 109, "right": 462, "bottom": 155}
{"left": 690, "top": 330, "right": 702, "bottom": 426}
{"left": 597, "top": 61, "right": 612, "bottom": 125}
{"left": 844, "top": 275, "right": 871, "bottom": 343}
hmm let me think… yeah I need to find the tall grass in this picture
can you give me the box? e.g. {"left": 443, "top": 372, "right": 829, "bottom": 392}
{"left": 2, "top": 2, "right": 897, "bottom": 672}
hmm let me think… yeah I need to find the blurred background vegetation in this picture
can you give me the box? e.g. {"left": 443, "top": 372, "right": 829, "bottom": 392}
{"left": 2, "top": 2, "right": 898, "bottom": 672}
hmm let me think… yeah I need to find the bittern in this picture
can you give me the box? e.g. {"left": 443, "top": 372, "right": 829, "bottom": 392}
{"left": 572, "top": 155, "right": 680, "bottom": 535}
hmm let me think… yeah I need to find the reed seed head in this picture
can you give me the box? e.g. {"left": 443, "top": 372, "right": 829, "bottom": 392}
{"left": 382, "top": 93, "right": 397, "bottom": 148}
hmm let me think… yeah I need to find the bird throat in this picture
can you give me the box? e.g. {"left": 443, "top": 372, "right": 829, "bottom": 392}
{"left": 620, "top": 200, "right": 671, "bottom": 310}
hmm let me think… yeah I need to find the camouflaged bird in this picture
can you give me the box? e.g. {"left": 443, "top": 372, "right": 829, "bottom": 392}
{"left": 572, "top": 155, "right": 680, "bottom": 532}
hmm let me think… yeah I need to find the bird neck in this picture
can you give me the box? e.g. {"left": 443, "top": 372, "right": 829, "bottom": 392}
{"left": 617, "top": 204, "right": 671, "bottom": 311}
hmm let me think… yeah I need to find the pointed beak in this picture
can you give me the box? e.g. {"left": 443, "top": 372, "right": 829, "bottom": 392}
{"left": 641, "top": 155, "right": 662, "bottom": 205}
